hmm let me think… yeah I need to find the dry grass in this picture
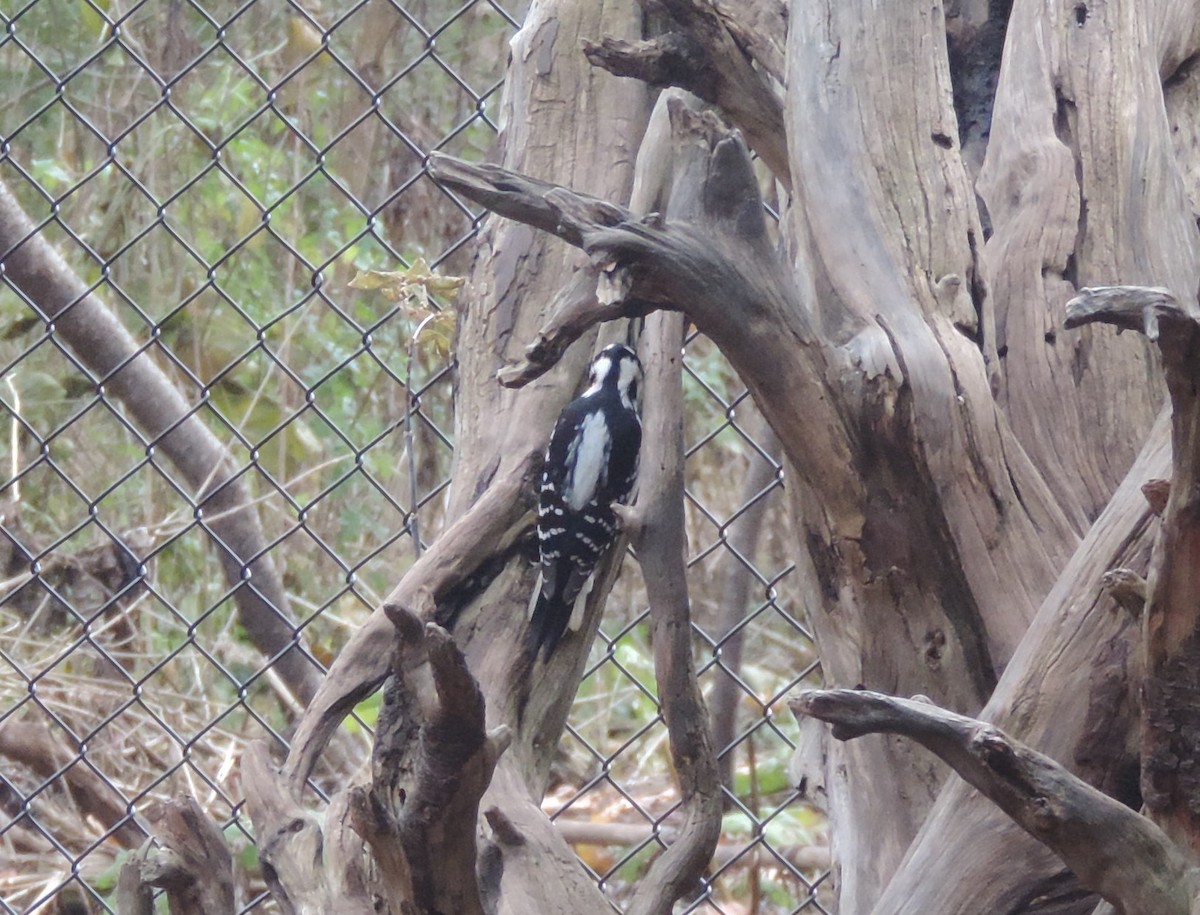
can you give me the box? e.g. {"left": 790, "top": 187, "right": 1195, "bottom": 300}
{"left": 0, "top": 3, "right": 826, "bottom": 913}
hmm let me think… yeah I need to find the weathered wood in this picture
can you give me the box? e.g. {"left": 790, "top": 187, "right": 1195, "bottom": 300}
{"left": 978, "top": 2, "right": 1195, "bottom": 529}
{"left": 1066, "top": 283, "right": 1200, "bottom": 859}
{"left": 874, "top": 415, "right": 1164, "bottom": 915}
{"left": 116, "top": 797, "right": 235, "bottom": 915}
{"left": 116, "top": 851, "right": 154, "bottom": 915}
{"left": 248, "top": 620, "right": 508, "bottom": 915}
{"left": 378, "top": 618, "right": 510, "bottom": 915}
{"left": 431, "top": 79, "right": 1073, "bottom": 908}
{"left": 252, "top": 2, "right": 1200, "bottom": 912}
{"left": 624, "top": 312, "right": 722, "bottom": 915}
{"left": 243, "top": 742, "right": 341, "bottom": 915}
{"left": 790, "top": 689, "right": 1200, "bottom": 915}
{"left": 585, "top": 0, "right": 789, "bottom": 189}
{"left": 142, "top": 798, "right": 236, "bottom": 913}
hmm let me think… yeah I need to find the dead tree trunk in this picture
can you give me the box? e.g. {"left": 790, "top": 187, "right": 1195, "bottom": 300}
{"left": 425, "top": 1, "right": 1200, "bottom": 912}
{"left": 209, "top": 1, "right": 1200, "bottom": 913}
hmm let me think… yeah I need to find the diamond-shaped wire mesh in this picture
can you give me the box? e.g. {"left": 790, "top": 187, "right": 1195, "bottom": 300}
{"left": 0, "top": 2, "right": 827, "bottom": 912}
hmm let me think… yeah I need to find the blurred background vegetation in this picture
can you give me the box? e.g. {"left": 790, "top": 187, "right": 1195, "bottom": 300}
{"left": 0, "top": 1, "right": 824, "bottom": 911}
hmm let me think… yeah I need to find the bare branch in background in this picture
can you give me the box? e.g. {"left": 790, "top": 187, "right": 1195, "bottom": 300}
{"left": 0, "top": 178, "right": 321, "bottom": 708}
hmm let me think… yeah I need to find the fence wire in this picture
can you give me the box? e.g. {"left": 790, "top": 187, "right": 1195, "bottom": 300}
{"left": 0, "top": 1, "right": 828, "bottom": 912}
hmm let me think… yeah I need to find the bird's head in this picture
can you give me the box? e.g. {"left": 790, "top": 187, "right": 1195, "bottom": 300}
{"left": 586, "top": 343, "right": 642, "bottom": 410}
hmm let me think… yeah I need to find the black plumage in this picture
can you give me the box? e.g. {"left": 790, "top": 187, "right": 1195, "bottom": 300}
{"left": 528, "top": 344, "right": 642, "bottom": 659}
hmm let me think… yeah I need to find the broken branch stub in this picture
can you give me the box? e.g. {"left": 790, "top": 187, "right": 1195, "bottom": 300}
{"left": 583, "top": 0, "right": 790, "bottom": 189}
{"left": 244, "top": 620, "right": 509, "bottom": 915}
{"left": 1066, "top": 283, "right": 1200, "bottom": 855}
{"left": 115, "top": 797, "right": 235, "bottom": 915}
{"left": 1064, "top": 285, "right": 1189, "bottom": 341}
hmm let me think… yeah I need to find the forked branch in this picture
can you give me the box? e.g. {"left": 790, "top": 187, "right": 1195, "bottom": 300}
{"left": 429, "top": 98, "right": 801, "bottom": 393}
{"left": 790, "top": 689, "right": 1200, "bottom": 915}
{"left": 245, "top": 618, "right": 509, "bottom": 915}
{"left": 584, "top": 0, "right": 789, "bottom": 189}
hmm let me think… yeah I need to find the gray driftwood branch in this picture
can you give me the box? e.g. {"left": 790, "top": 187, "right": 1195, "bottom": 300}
{"left": 244, "top": 618, "right": 509, "bottom": 915}
{"left": 1067, "top": 282, "right": 1200, "bottom": 854}
{"left": 617, "top": 91, "right": 723, "bottom": 914}
{"left": 583, "top": 0, "right": 788, "bottom": 189}
{"left": 428, "top": 97, "right": 799, "bottom": 393}
{"left": 789, "top": 688, "right": 1200, "bottom": 915}
{"left": 623, "top": 312, "right": 722, "bottom": 915}
{"left": 115, "top": 797, "right": 234, "bottom": 915}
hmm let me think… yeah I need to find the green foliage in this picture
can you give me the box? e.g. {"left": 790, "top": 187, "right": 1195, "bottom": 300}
{"left": 0, "top": 3, "right": 505, "bottom": 908}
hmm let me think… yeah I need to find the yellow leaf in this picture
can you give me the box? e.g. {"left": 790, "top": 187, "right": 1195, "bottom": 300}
{"left": 288, "top": 15, "right": 325, "bottom": 58}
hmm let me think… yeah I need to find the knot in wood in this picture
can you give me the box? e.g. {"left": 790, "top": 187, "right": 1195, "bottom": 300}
{"left": 923, "top": 629, "right": 946, "bottom": 669}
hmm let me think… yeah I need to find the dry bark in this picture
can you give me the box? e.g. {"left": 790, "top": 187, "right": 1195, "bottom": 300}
{"left": 790, "top": 688, "right": 1200, "bottom": 915}
{"left": 115, "top": 797, "right": 234, "bottom": 914}
{"left": 1066, "top": 286, "right": 1200, "bottom": 860}
{"left": 0, "top": 178, "right": 321, "bottom": 708}
{"left": 429, "top": 85, "right": 1073, "bottom": 903}
{"left": 874, "top": 415, "right": 1161, "bottom": 915}
{"left": 978, "top": 1, "right": 1199, "bottom": 528}
{"left": 621, "top": 310, "right": 722, "bottom": 915}
{"left": 244, "top": 619, "right": 508, "bottom": 915}
{"left": 585, "top": 0, "right": 788, "bottom": 189}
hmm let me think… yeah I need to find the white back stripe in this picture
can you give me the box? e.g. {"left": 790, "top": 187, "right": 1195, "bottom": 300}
{"left": 564, "top": 411, "right": 610, "bottom": 511}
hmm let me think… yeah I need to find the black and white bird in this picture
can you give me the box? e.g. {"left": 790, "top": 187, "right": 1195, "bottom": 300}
{"left": 529, "top": 343, "right": 643, "bottom": 660}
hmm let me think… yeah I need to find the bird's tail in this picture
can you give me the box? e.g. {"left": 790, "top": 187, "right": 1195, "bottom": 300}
{"left": 527, "top": 587, "right": 570, "bottom": 661}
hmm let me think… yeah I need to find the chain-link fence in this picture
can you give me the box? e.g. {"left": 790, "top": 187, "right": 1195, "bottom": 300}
{"left": 0, "top": 1, "right": 827, "bottom": 911}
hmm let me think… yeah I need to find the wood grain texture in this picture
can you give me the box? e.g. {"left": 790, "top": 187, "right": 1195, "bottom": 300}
{"left": 978, "top": 1, "right": 1200, "bottom": 529}
{"left": 791, "top": 688, "right": 1199, "bottom": 915}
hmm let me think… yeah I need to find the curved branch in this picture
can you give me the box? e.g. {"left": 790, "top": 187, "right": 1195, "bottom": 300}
{"left": 282, "top": 451, "right": 537, "bottom": 791}
{"left": 0, "top": 178, "right": 321, "bottom": 707}
{"left": 1068, "top": 282, "right": 1200, "bottom": 854}
{"left": 790, "top": 689, "right": 1200, "bottom": 915}
{"left": 429, "top": 100, "right": 799, "bottom": 389}
{"left": 1064, "top": 285, "right": 1188, "bottom": 340}
{"left": 625, "top": 313, "right": 722, "bottom": 915}
{"left": 584, "top": 0, "right": 789, "bottom": 189}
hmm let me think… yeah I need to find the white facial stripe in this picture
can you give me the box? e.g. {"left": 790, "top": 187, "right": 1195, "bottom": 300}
{"left": 616, "top": 356, "right": 641, "bottom": 407}
{"left": 584, "top": 355, "right": 612, "bottom": 396}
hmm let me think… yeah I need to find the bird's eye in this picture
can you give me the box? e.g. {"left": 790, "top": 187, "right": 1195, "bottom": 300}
{"left": 628, "top": 379, "right": 639, "bottom": 402}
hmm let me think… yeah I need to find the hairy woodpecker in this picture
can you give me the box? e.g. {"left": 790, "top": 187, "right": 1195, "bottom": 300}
{"left": 529, "top": 343, "right": 643, "bottom": 659}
